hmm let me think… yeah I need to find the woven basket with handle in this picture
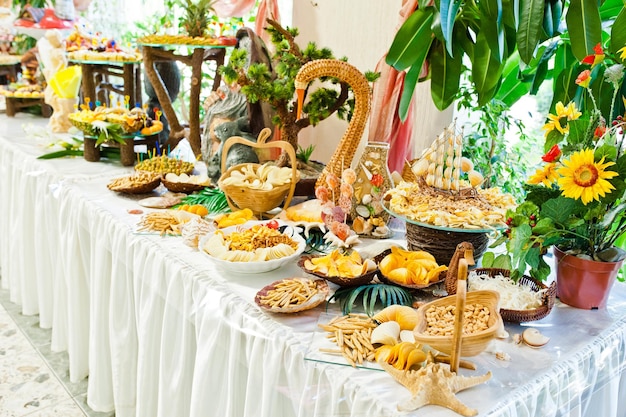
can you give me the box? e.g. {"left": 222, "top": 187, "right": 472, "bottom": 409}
{"left": 218, "top": 128, "right": 298, "bottom": 218}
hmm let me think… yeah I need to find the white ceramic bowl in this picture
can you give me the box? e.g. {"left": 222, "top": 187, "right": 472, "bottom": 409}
{"left": 199, "top": 220, "right": 306, "bottom": 274}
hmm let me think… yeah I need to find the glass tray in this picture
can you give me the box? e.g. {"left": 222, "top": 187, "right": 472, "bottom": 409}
{"left": 304, "top": 312, "right": 383, "bottom": 371}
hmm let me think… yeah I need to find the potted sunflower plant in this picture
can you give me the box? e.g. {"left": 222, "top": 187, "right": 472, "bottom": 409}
{"left": 485, "top": 43, "right": 626, "bottom": 309}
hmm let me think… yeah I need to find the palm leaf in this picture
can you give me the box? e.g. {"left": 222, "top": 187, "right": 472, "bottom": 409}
{"left": 328, "top": 284, "right": 413, "bottom": 316}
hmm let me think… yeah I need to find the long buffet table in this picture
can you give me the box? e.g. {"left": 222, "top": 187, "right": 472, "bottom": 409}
{"left": 1, "top": 122, "right": 626, "bottom": 417}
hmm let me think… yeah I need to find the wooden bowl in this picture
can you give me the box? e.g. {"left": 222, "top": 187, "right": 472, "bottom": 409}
{"left": 298, "top": 255, "right": 378, "bottom": 287}
{"left": 413, "top": 290, "right": 502, "bottom": 357}
{"left": 106, "top": 172, "right": 161, "bottom": 194}
{"left": 375, "top": 249, "right": 447, "bottom": 290}
{"left": 255, "top": 278, "right": 329, "bottom": 313}
{"left": 161, "top": 178, "right": 210, "bottom": 194}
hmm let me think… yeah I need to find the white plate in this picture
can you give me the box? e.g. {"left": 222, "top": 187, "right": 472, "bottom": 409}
{"left": 199, "top": 220, "right": 306, "bottom": 273}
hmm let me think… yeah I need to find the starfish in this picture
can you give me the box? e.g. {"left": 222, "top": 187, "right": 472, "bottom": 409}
{"left": 378, "top": 353, "right": 491, "bottom": 417}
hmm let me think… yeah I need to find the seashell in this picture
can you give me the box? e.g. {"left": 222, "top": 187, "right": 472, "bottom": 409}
{"left": 411, "top": 158, "right": 429, "bottom": 177}
{"left": 361, "top": 193, "right": 373, "bottom": 204}
{"left": 427, "top": 162, "right": 436, "bottom": 175}
{"left": 182, "top": 217, "right": 215, "bottom": 248}
{"left": 425, "top": 174, "right": 435, "bottom": 186}
{"left": 372, "top": 225, "right": 390, "bottom": 237}
{"left": 446, "top": 155, "right": 454, "bottom": 167}
{"left": 434, "top": 177, "right": 444, "bottom": 189}
{"left": 441, "top": 178, "right": 450, "bottom": 190}
{"left": 437, "top": 152, "right": 445, "bottom": 166}
{"left": 352, "top": 216, "right": 373, "bottom": 234}
{"left": 460, "top": 157, "right": 474, "bottom": 172}
{"left": 371, "top": 320, "right": 401, "bottom": 345}
{"left": 443, "top": 166, "right": 453, "bottom": 179}
{"left": 468, "top": 170, "right": 484, "bottom": 188}
{"left": 522, "top": 328, "right": 550, "bottom": 348}
{"left": 355, "top": 204, "right": 371, "bottom": 218}
{"left": 373, "top": 305, "right": 419, "bottom": 331}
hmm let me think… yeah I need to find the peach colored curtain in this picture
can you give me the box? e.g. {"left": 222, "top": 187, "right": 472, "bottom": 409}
{"left": 368, "top": 0, "right": 418, "bottom": 173}
{"left": 255, "top": 0, "right": 280, "bottom": 44}
{"left": 213, "top": 0, "right": 256, "bottom": 18}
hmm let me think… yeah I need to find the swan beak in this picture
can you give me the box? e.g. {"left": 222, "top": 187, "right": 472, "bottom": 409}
{"left": 464, "top": 249, "right": 475, "bottom": 266}
{"left": 296, "top": 88, "right": 305, "bottom": 120}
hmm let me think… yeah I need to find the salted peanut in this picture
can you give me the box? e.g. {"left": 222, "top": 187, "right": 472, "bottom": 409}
{"left": 423, "top": 303, "right": 490, "bottom": 336}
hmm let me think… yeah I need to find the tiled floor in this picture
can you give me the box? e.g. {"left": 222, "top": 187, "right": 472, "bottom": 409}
{"left": 0, "top": 287, "right": 113, "bottom": 417}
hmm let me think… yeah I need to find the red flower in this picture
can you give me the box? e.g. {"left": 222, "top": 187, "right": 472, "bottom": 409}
{"left": 575, "top": 70, "right": 592, "bottom": 88}
{"left": 370, "top": 173, "right": 384, "bottom": 187}
{"left": 581, "top": 43, "right": 605, "bottom": 67}
{"left": 541, "top": 144, "right": 561, "bottom": 162}
{"left": 594, "top": 125, "right": 606, "bottom": 139}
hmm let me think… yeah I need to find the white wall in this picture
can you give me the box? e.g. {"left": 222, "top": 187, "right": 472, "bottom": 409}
{"left": 288, "top": 0, "right": 453, "bottom": 167}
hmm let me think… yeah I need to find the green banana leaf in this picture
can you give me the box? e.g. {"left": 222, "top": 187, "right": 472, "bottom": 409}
{"left": 37, "top": 149, "right": 84, "bottom": 160}
{"left": 398, "top": 59, "right": 425, "bottom": 121}
{"left": 494, "top": 52, "right": 533, "bottom": 106}
{"left": 479, "top": 0, "right": 505, "bottom": 62}
{"left": 610, "top": 7, "right": 626, "bottom": 56}
{"left": 565, "top": 0, "right": 602, "bottom": 61}
{"left": 386, "top": 7, "right": 435, "bottom": 71}
{"left": 430, "top": 40, "right": 463, "bottom": 110}
{"left": 517, "top": 0, "right": 546, "bottom": 64}
{"left": 439, "top": 0, "right": 462, "bottom": 56}
{"left": 473, "top": 31, "right": 504, "bottom": 105}
{"left": 599, "top": 0, "right": 624, "bottom": 20}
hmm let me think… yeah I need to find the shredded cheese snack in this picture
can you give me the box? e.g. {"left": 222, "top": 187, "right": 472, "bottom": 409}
{"left": 386, "top": 181, "right": 516, "bottom": 229}
{"left": 468, "top": 271, "right": 545, "bottom": 310}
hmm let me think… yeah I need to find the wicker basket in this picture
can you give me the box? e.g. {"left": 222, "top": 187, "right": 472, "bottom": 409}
{"left": 405, "top": 222, "right": 489, "bottom": 266}
{"left": 218, "top": 128, "right": 298, "bottom": 218}
{"left": 461, "top": 268, "right": 557, "bottom": 323}
{"left": 413, "top": 290, "right": 502, "bottom": 356}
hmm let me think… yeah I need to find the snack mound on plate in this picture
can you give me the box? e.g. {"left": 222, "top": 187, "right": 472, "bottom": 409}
{"left": 135, "top": 155, "right": 195, "bottom": 175}
{"left": 387, "top": 122, "right": 516, "bottom": 230}
{"left": 379, "top": 246, "right": 448, "bottom": 286}
{"left": 202, "top": 223, "right": 299, "bottom": 262}
{"left": 303, "top": 249, "right": 376, "bottom": 278}
{"left": 219, "top": 162, "right": 296, "bottom": 190}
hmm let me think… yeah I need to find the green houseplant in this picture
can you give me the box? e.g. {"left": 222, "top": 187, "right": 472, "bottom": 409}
{"left": 386, "top": 0, "right": 626, "bottom": 119}
{"left": 485, "top": 43, "right": 626, "bottom": 286}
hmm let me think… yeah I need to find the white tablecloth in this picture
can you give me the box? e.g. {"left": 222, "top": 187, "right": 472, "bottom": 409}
{"left": 1, "top": 130, "right": 626, "bottom": 417}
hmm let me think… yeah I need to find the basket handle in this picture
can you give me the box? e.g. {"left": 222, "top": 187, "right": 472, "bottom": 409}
{"left": 450, "top": 258, "right": 468, "bottom": 373}
{"left": 220, "top": 128, "right": 299, "bottom": 218}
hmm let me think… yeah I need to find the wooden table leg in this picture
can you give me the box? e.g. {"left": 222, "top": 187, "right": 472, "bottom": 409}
{"left": 81, "top": 64, "right": 96, "bottom": 104}
{"left": 188, "top": 48, "right": 205, "bottom": 157}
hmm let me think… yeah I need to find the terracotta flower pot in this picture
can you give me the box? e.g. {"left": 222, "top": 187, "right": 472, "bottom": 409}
{"left": 554, "top": 246, "right": 624, "bottom": 309}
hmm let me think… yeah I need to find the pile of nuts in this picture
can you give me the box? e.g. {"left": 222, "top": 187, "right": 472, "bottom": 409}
{"left": 423, "top": 303, "right": 491, "bottom": 336}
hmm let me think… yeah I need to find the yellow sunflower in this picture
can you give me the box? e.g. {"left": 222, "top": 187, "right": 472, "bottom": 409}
{"left": 528, "top": 163, "right": 559, "bottom": 187}
{"left": 542, "top": 102, "right": 582, "bottom": 136}
{"left": 557, "top": 149, "right": 618, "bottom": 205}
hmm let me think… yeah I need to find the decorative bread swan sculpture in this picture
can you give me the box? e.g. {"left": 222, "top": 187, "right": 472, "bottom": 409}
{"left": 294, "top": 59, "right": 371, "bottom": 196}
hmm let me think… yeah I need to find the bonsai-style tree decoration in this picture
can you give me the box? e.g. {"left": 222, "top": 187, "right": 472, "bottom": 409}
{"left": 220, "top": 19, "right": 379, "bottom": 166}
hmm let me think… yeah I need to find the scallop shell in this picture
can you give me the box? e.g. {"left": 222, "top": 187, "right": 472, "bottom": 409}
{"left": 371, "top": 321, "right": 401, "bottom": 345}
